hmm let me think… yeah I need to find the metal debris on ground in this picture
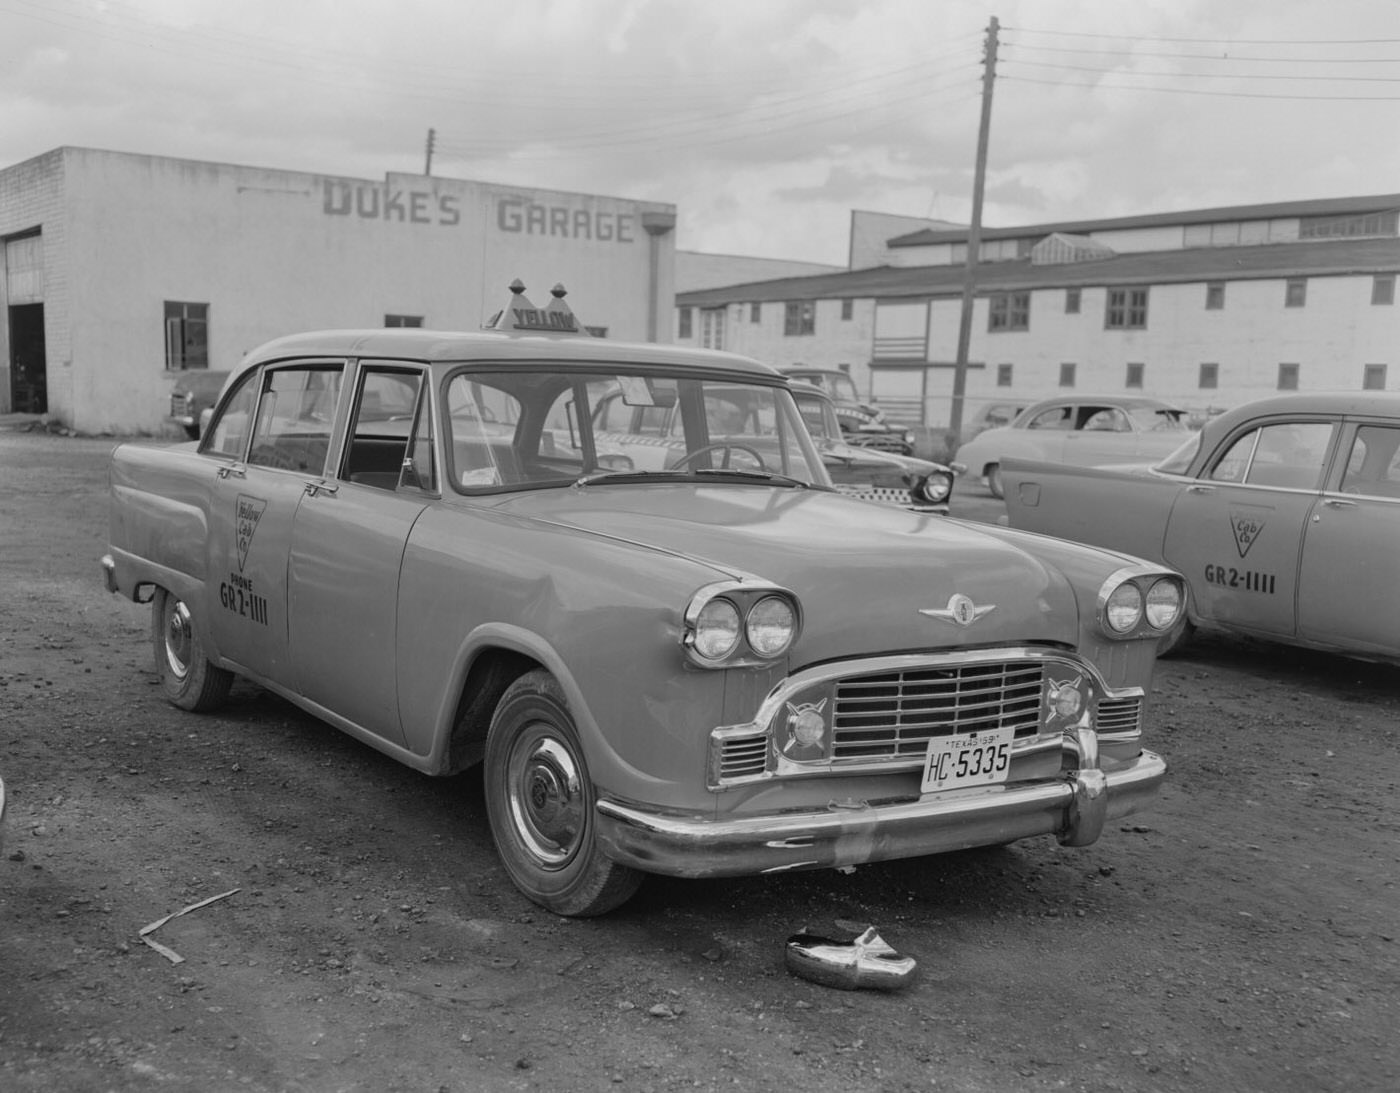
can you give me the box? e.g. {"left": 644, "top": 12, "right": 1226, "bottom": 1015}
{"left": 785, "top": 925, "right": 918, "bottom": 991}
{"left": 138, "top": 888, "right": 241, "bottom": 964}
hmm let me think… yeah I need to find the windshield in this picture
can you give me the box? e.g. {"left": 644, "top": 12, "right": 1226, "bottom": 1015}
{"left": 1127, "top": 406, "right": 1189, "bottom": 432}
{"left": 1154, "top": 431, "right": 1202, "bottom": 475}
{"left": 442, "top": 368, "right": 829, "bottom": 492}
{"left": 792, "top": 391, "right": 840, "bottom": 443}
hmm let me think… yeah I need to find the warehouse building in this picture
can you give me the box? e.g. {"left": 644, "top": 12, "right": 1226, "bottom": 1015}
{"left": 0, "top": 146, "right": 676, "bottom": 433}
{"left": 675, "top": 194, "right": 1400, "bottom": 433}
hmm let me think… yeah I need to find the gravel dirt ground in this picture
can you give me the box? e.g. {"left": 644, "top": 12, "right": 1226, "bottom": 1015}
{"left": 1, "top": 429, "right": 1398, "bottom": 1093}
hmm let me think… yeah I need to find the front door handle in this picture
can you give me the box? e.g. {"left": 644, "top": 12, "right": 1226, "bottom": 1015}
{"left": 216, "top": 464, "right": 246, "bottom": 480}
{"left": 1186, "top": 483, "right": 1215, "bottom": 495}
{"left": 305, "top": 480, "right": 339, "bottom": 498}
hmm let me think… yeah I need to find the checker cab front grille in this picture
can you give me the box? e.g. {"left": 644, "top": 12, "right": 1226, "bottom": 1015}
{"left": 831, "top": 660, "right": 1045, "bottom": 760}
{"left": 708, "top": 650, "right": 1145, "bottom": 787}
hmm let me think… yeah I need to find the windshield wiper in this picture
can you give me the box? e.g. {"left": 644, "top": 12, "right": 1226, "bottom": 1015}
{"left": 573, "top": 470, "right": 689, "bottom": 488}
{"left": 692, "top": 467, "right": 809, "bottom": 488}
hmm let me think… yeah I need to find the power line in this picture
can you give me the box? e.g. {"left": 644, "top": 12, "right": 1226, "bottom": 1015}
{"left": 1004, "top": 59, "right": 1400, "bottom": 83}
{"left": 1003, "top": 26, "right": 1400, "bottom": 46}
{"left": 1002, "top": 74, "right": 1400, "bottom": 101}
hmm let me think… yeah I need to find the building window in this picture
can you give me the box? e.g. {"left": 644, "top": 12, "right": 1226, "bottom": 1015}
{"left": 1105, "top": 288, "right": 1148, "bottom": 329}
{"left": 1300, "top": 210, "right": 1399, "bottom": 239}
{"left": 1278, "top": 362, "right": 1300, "bottom": 390}
{"left": 750, "top": 302, "right": 761, "bottom": 323}
{"left": 384, "top": 314, "right": 423, "bottom": 327}
{"left": 1059, "top": 362, "right": 1076, "bottom": 387}
{"left": 164, "top": 301, "right": 209, "bottom": 371}
{"left": 988, "top": 292, "right": 1030, "bottom": 332}
{"left": 841, "top": 298, "right": 854, "bottom": 321}
{"left": 784, "top": 301, "right": 815, "bottom": 336}
{"left": 699, "top": 307, "right": 725, "bottom": 350}
{"left": 1205, "top": 282, "right": 1225, "bottom": 310}
{"left": 1124, "top": 362, "right": 1144, "bottom": 389}
{"left": 1363, "top": 364, "right": 1387, "bottom": 390}
{"left": 1374, "top": 275, "right": 1396, "bottom": 305}
{"left": 678, "top": 307, "right": 692, "bottom": 339}
{"left": 997, "top": 363, "right": 1013, "bottom": 387}
{"left": 1199, "top": 363, "right": 1219, "bottom": 389}
{"left": 1285, "top": 279, "right": 1307, "bottom": 308}
{"left": 1065, "top": 288, "right": 1081, "bottom": 314}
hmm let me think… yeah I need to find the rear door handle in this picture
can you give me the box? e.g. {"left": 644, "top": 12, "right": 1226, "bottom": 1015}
{"left": 216, "top": 465, "right": 246, "bottom": 480}
{"left": 1186, "top": 483, "right": 1215, "bottom": 495}
{"left": 1322, "top": 497, "right": 1357, "bottom": 508}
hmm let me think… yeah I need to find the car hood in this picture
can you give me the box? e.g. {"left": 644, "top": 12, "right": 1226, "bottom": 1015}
{"left": 492, "top": 485, "right": 1081, "bottom": 661}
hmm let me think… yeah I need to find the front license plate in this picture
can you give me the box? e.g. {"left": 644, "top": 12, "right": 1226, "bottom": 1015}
{"left": 921, "top": 727, "right": 1014, "bottom": 793}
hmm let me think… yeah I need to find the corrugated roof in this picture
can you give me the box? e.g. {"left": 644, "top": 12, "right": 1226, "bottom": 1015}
{"left": 676, "top": 237, "right": 1400, "bottom": 307}
{"left": 887, "top": 192, "right": 1400, "bottom": 247}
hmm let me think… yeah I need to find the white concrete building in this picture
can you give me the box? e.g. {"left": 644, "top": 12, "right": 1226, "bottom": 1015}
{"left": 675, "top": 194, "right": 1399, "bottom": 434}
{"left": 0, "top": 147, "right": 676, "bottom": 433}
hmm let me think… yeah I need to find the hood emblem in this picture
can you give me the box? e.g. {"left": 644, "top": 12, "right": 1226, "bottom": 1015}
{"left": 920, "top": 594, "right": 996, "bottom": 627}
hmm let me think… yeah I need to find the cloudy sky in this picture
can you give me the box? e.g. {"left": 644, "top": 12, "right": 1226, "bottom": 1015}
{"left": 2, "top": 0, "right": 1397, "bottom": 265}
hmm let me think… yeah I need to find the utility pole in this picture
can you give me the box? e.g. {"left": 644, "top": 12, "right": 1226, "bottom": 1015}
{"left": 424, "top": 128, "right": 436, "bottom": 176}
{"left": 949, "top": 16, "right": 998, "bottom": 442}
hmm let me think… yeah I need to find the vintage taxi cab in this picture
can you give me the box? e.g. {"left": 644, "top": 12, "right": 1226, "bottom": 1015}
{"left": 103, "top": 282, "right": 1182, "bottom": 916}
{"left": 1002, "top": 392, "right": 1400, "bottom": 664}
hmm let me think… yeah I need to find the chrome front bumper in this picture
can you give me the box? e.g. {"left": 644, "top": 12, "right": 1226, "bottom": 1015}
{"left": 595, "top": 727, "right": 1165, "bottom": 880}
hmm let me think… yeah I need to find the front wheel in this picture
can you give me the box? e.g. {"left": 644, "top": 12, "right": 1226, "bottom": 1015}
{"left": 151, "top": 587, "right": 233, "bottom": 711}
{"left": 986, "top": 463, "right": 1004, "bottom": 499}
{"left": 484, "top": 670, "right": 642, "bottom": 917}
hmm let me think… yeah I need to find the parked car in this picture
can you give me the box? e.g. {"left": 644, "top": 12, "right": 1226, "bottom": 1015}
{"left": 790, "top": 383, "right": 954, "bottom": 512}
{"left": 104, "top": 281, "right": 1181, "bottom": 917}
{"left": 779, "top": 367, "right": 915, "bottom": 455}
{"left": 1001, "top": 392, "right": 1400, "bottom": 663}
{"left": 167, "top": 369, "right": 230, "bottom": 439}
{"left": 963, "top": 400, "right": 1028, "bottom": 442}
{"left": 956, "top": 395, "right": 1190, "bottom": 498}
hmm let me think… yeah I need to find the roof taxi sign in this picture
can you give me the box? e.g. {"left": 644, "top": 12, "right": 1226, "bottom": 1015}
{"left": 484, "top": 280, "right": 586, "bottom": 335}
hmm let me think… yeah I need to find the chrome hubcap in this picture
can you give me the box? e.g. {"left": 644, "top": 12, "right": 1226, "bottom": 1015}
{"left": 506, "top": 728, "right": 585, "bottom": 868}
{"left": 163, "top": 599, "right": 193, "bottom": 681}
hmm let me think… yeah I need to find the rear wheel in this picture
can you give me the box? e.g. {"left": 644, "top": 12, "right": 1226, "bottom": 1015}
{"left": 986, "top": 464, "right": 1004, "bottom": 499}
{"left": 484, "top": 670, "right": 642, "bottom": 917}
{"left": 151, "top": 587, "right": 233, "bottom": 711}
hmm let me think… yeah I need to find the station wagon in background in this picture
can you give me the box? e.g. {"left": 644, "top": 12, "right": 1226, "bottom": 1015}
{"left": 104, "top": 281, "right": 1183, "bottom": 916}
{"left": 956, "top": 394, "right": 1190, "bottom": 498}
{"left": 780, "top": 366, "right": 916, "bottom": 455}
{"left": 789, "top": 383, "right": 953, "bottom": 511}
{"left": 1001, "top": 392, "right": 1400, "bottom": 664}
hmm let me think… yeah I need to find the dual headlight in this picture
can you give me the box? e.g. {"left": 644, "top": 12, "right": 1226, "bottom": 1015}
{"left": 684, "top": 583, "right": 801, "bottom": 667}
{"left": 1099, "top": 570, "right": 1185, "bottom": 638}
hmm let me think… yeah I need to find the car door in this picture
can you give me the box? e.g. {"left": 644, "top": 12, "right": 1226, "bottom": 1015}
{"left": 1062, "top": 404, "right": 1137, "bottom": 466}
{"left": 287, "top": 363, "right": 434, "bottom": 746}
{"left": 1016, "top": 403, "right": 1075, "bottom": 462}
{"left": 205, "top": 360, "right": 345, "bottom": 683}
{"left": 1162, "top": 418, "right": 1336, "bottom": 637}
{"left": 1296, "top": 421, "right": 1400, "bottom": 657}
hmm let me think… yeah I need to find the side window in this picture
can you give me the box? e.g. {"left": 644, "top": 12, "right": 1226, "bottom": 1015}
{"left": 340, "top": 367, "right": 424, "bottom": 490}
{"left": 1208, "top": 430, "right": 1257, "bottom": 483}
{"left": 1027, "top": 406, "right": 1072, "bottom": 430}
{"left": 1340, "top": 425, "right": 1400, "bottom": 498}
{"left": 401, "top": 379, "right": 437, "bottom": 492}
{"left": 246, "top": 365, "right": 343, "bottom": 474}
{"left": 1079, "top": 407, "right": 1126, "bottom": 431}
{"left": 1210, "top": 423, "right": 1332, "bottom": 489}
{"left": 203, "top": 371, "right": 259, "bottom": 458}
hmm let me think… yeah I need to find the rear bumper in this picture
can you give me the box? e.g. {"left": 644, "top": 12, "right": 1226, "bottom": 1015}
{"left": 595, "top": 728, "right": 1164, "bottom": 880}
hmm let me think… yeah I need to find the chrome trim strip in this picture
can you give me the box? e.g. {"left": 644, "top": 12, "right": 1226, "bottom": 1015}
{"left": 598, "top": 735, "right": 1165, "bottom": 880}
